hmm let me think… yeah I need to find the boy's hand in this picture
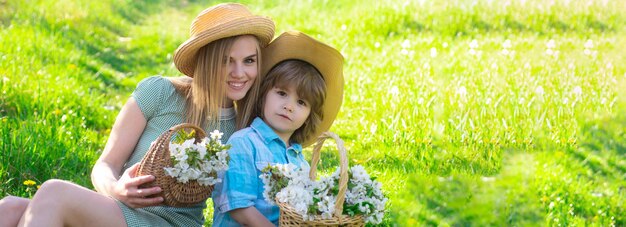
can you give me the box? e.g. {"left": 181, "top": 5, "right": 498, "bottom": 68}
{"left": 230, "top": 206, "right": 276, "bottom": 227}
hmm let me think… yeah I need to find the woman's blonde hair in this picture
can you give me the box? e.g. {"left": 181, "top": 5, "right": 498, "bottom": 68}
{"left": 257, "top": 60, "right": 326, "bottom": 144}
{"left": 170, "top": 35, "right": 262, "bottom": 130}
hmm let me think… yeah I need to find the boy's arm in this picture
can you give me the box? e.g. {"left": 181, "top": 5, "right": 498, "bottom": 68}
{"left": 230, "top": 206, "right": 275, "bottom": 227}
{"left": 213, "top": 136, "right": 270, "bottom": 224}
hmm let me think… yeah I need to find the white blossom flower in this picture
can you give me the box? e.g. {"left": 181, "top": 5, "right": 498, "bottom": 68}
{"left": 502, "top": 39, "right": 512, "bottom": 49}
{"left": 389, "top": 86, "right": 399, "bottom": 98}
{"left": 370, "top": 124, "right": 377, "bottom": 135}
{"left": 351, "top": 165, "right": 370, "bottom": 181}
{"left": 217, "top": 150, "right": 229, "bottom": 160}
{"left": 456, "top": 86, "right": 468, "bottom": 97}
{"left": 169, "top": 143, "right": 181, "bottom": 156}
{"left": 572, "top": 86, "right": 582, "bottom": 96}
{"left": 187, "top": 167, "right": 202, "bottom": 179}
{"left": 535, "top": 86, "right": 545, "bottom": 95}
{"left": 210, "top": 130, "right": 223, "bottom": 141}
{"left": 163, "top": 130, "right": 230, "bottom": 185}
{"left": 200, "top": 161, "right": 214, "bottom": 173}
{"left": 177, "top": 172, "right": 190, "bottom": 183}
{"left": 198, "top": 176, "right": 220, "bottom": 186}
{"left": 260, "top": 162, "right": 387, "bottom": 224}
{"left": 196, "top": 144, "right": 207, "bottom": 158}
{"left": 401, "top": 39, "right": 411, "bottom": 49}
{"left": 584, "top": 39, "right": 594, "bottom": 49}
{"left": 276, "top": 185, "right": 312, "bottom": 217}
{"left": 430, "top": 47, "right": 438, "bottom": 57}
{"left": 181, "top": 138, "right": 195, "bottom": 148}
{"left": 469, "top": 39, "right": 479, "bottom": 49}
{"left": 546, "top": 39, "right": 556, "bottom": 49}
{"left": 469, "top": 49, "right": 477, "bottom": 56}
{"left": 164, "top": 167, "right": 180, "bottom": 177}
{"left": 175, "top": 160, "right": 189, "bottom": 171}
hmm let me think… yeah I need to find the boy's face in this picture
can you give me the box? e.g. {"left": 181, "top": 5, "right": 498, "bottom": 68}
{"left": 263, "top": 86, "right": 311, "bottom": 142}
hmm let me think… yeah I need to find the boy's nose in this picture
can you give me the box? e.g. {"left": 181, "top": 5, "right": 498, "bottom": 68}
{"left": 283, "top": 105, "right": 293, "bottom": 113}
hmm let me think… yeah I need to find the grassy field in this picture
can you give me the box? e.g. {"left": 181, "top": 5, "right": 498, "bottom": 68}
{"left": 1, "top": 0, "right": 625, "bottom": 226}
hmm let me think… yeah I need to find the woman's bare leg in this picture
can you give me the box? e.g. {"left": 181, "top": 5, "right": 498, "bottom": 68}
{"left": 0, "top": 196, "right": 29, "bottom": 227}
{"left": 18, "top": 179, "right": 127, "bottom": 227}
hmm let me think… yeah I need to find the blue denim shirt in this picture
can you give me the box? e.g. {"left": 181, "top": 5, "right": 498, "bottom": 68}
{"left": 212, "top": 117, "right": 309, "bottom": 226}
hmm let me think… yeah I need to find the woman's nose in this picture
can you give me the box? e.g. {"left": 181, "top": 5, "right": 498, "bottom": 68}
{"left": 230, "top": 63, "right": 244, "bottom": 78}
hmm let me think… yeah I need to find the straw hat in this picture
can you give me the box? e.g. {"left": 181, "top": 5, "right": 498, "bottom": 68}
{"left": 262, "top": 31, "right": 344, "bottom": 147}
{"left": 174, "top": 3, "right": 275, "bottom": 77}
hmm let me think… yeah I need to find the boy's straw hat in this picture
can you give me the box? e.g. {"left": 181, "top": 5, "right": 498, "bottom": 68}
{"left": 262, "top": 31, "right": 344, "bottom": 147}
{"left": 174, "top": 3, "right": 275, "bottom": 77}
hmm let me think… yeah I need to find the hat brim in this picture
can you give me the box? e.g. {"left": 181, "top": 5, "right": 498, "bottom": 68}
{"left": 174, "top": 16, "right": 275, "bottom": 77}
{"left": 262, "top": 31, "right": 344, "bottom": 147}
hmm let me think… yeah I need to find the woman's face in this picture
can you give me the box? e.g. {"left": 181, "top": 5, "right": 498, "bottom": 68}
{"left": 224, "top": 35, "right": 259, "bottom": 105}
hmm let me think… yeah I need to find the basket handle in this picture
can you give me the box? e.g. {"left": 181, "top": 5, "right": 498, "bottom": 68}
{"left": 163, "top": 123, "right": 207, "bottom": 143}
{"left": 137, "top": 123, "right": 207, "bottom": 175}
{"left": 309, "top": 131, "right": 349, "bottom": 220}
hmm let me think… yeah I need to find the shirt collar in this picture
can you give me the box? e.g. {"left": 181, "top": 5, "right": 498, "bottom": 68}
{"left": 289, "top": 142, "right": 303, "bottom": 154}
{"left": 219, "top": 107, "right": 235, "bottom": 120}
{"left": 251, "top": 117, "right": 303, "bottom": 153}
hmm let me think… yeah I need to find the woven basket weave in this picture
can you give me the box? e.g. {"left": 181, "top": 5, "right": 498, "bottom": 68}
{"left": 137, "top": 123, "right": 213, "bottom": 207}
{"left": 277, "top": 132, "right": 365, "bottom": 226}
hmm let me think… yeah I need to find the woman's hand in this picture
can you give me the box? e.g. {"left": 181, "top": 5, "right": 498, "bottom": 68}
{"left": 91, "top": 97, "right": 155, "bottom": 207}
{"left": 111, "top": 163, "right": 164, "bottom": 208}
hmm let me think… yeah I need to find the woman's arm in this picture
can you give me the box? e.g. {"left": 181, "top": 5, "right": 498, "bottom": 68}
{"left": 230, "top": 206, "right": 275, "bottom": 227}
{"left": 91, "top": 97, "right": 162, "bottom": 208}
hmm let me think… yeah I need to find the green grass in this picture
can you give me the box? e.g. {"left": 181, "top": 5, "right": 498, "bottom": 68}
{"left": 2, "top": 0, "right": 625, "bottom": 226}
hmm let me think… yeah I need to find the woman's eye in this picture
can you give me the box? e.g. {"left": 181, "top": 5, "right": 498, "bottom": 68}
{"left": 244, "top": 58, "right": 256, "bottom": 64}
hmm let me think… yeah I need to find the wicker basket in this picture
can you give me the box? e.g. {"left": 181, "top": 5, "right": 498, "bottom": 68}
{"left": 277, "top": 132, "right": 365, "bottom": 226}
{"left": 137, "top": 123, "right": 213, "bottom": 207}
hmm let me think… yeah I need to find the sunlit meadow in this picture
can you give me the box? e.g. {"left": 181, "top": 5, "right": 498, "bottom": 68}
{"left": 1, "top": 0, "right": 625, "bottom": 226}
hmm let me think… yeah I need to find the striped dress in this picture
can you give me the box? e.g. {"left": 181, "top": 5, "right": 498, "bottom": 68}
{"left": 116, "top": 76, "right": 236, "bottom": 226}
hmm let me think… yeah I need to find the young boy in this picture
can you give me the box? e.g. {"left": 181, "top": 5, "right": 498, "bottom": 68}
{"left": 211, "top": 31, "right": 344, "bottom": 226}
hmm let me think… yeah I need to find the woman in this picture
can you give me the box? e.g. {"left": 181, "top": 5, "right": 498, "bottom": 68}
{"left": 0, "top": 3, "right": 274, "bottom": 226}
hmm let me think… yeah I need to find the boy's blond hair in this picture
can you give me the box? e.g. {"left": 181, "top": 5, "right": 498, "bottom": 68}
{"left": 257, "top": 60, "right": 326, "bottom": 144}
